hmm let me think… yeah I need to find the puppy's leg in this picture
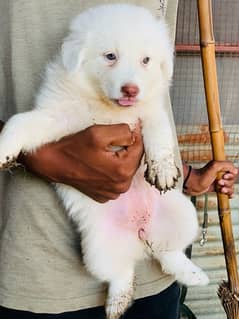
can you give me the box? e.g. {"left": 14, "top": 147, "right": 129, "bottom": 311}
{"left": 106, "top": 270, "right": 135, "bottom": 319}
{"left": 147, "top": 189, "right": 209, "bottom": 286}
{"left": 84, "top": 241, "right": 135, "bottom": 319}
{"left": 76, "top": 209, "right": 140, "bottom": 319}
{"left": 83, "top": 237, "right": 136, "bottom": 319}
{"left": 0, "top": 110, "right": 68, "bottom": 169}
{"left": 155, "top": 250, "right": 209, "bottom": 286}
{"left": 142, "top": 101, "right": 180, "bottom": 193}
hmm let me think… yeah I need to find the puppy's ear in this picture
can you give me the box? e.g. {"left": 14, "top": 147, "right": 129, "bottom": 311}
{"left": 157, "top": 20, "right": 174, "bottom": 81}
{"left": 61, "top": 35, "right": 85, "bottom": 73}
{"left": 161, "top": 51, "right": 174, "bottom": 82}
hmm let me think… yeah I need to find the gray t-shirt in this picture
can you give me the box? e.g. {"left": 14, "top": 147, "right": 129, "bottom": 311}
{"left": 0, "top": 0, "right": 181, "bottom": 313}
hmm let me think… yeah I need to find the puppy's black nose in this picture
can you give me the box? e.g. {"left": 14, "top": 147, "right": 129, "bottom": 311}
{"left": 121, "top": 84, "right": 139, "bottom": 97}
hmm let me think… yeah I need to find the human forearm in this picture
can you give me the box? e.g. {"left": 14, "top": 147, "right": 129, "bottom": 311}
{"left": 1, "top": 119, "right": 143, "bottom": 202}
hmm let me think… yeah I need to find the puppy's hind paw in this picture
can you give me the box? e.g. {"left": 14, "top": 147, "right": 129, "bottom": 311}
{"left": 106, "top": 290, "right": 134, "bottom": 319}
{"left": 176, "top": 267, "right": 209, "bottom": 287}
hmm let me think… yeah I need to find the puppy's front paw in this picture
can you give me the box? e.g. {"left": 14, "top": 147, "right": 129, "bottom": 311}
{"left": 0, "top": 141, "right": 22, "bottom": 170}
{"left": 144, "top": 153, "right": 180, "bottom": 193}
{"left": 0, "top": 155, "right": 19, "bottom": 170}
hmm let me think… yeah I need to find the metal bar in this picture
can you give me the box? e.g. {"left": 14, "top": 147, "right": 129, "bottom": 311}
{"left": 176, "top": 44, "right": 239, "bottom": 53}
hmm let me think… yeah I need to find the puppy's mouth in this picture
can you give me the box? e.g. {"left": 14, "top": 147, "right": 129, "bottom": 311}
{"left": 114, "top": 97, "right": 138, "bottom": 107}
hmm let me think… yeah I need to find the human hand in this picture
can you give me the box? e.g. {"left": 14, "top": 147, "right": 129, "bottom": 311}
{"left": 19, "top": 123, "right": 143, "bottom": 203}
{"left": 183, "top": 160, "right": 238, "bottom": 198}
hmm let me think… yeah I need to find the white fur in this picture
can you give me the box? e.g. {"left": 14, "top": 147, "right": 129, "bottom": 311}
{"left": 0, "top": 4, "right": 208, "bottom": 318}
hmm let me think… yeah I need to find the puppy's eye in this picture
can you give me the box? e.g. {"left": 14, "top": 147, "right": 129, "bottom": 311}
{"left": 104, "top": 52, "right": 118, "bottom": 65}
{"left": 142, "top": 57, "right": 150, "bottom": 65}
{"left": 105, "top": 53, "right": 117, "bottom": 61}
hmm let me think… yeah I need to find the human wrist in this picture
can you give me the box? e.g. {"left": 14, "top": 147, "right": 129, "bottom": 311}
{"left": 183, "top": 165, "right": 192, "bottom": 191}
{"left": 183, "top": 165, "right": 206, "bottom": 195}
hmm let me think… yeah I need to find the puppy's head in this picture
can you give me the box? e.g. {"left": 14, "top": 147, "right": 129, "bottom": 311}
{"left": 62, "top": 4, "right": 173, "bottom": 107}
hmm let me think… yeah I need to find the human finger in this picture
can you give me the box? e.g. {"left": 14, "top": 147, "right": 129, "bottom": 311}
{"left": 218, "top": 174, "right": 236, "bottom": 185}
{"left": 114, "top": 122, "right": 143, "bottom": 159}
{"left": 221, "top": 172, "right": 237, "bottom": 180}
{"left": 102, "top": 124, "right": 136, "bottom": 148}
{"left": 85, "top": 190, "right": 120, "bottom": 203}
{"left": 211, "top": 161, "right": 238, "bottom": 175}
{"left": 215, "top": 173, "right": 235, "bottom": 198}
{"left": 219, "top": 186, "right": 234, "bottom": 198}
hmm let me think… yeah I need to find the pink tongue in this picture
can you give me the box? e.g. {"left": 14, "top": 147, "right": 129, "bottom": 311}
{"left": 118, "top": 97, "right": 136, "bottom": 106}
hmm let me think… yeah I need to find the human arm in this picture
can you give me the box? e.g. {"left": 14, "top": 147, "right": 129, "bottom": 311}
{"left": 1, "top": 119, "right": 237, "bottom": 200}
{"left": 17, "top": 123, "right": 143, "bottom": 203}
{"left": 182, "top": 161, "right": 238, "bottom": 198}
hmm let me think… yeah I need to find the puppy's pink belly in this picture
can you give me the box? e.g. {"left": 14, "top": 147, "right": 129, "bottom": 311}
{"left": 105, "top": 174, "right": 157, "bottom": 237}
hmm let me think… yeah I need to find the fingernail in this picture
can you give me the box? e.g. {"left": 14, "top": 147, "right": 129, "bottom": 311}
{"left": 131, "top": 133, "right": 136, "bottom": 144}
{"left": 221, "top": 187, "right": 228, "bottom": 193}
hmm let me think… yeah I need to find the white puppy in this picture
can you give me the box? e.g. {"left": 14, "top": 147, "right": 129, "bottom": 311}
{"left": 0, "top": 4, "right": 209, "bottom": 319}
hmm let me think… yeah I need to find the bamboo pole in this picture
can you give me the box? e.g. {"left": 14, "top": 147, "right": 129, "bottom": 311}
{"left": 197, "top": 0, "right": 239, "bottom": 317}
